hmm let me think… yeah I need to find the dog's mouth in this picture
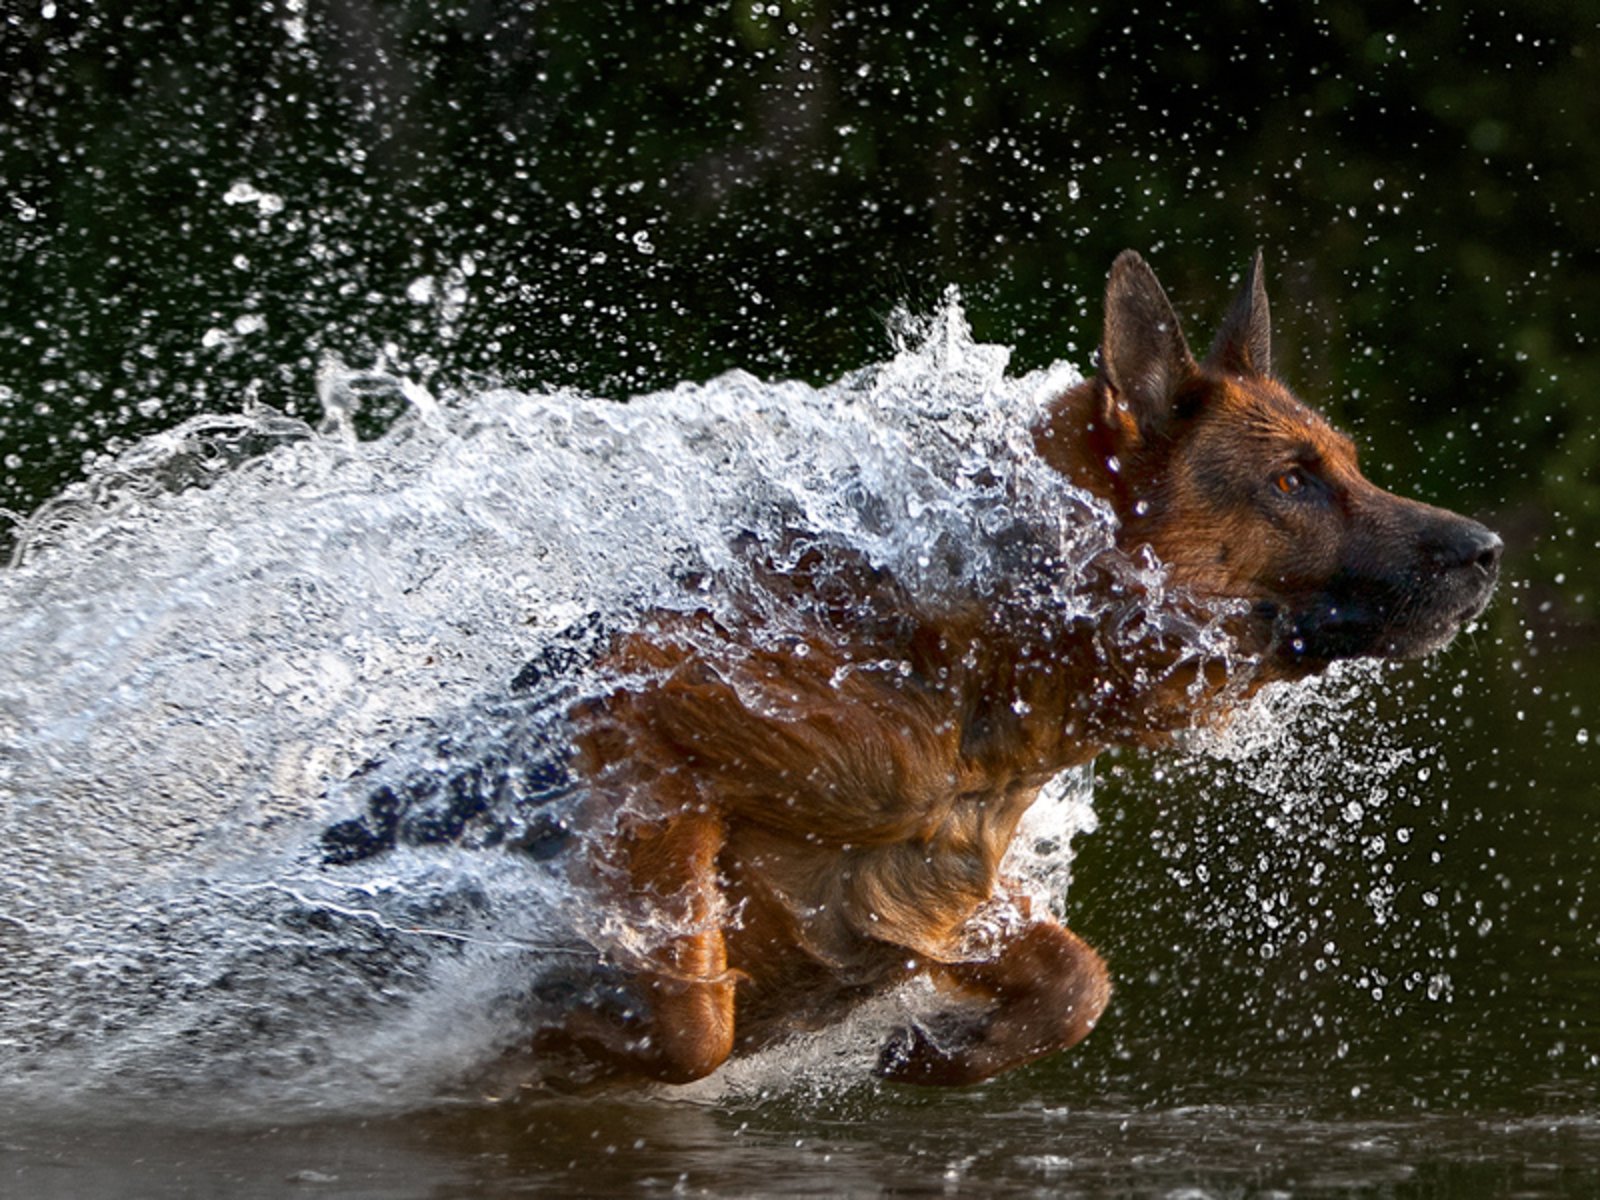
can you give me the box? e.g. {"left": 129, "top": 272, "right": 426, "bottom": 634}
{"left": 1262, "top": 569, "right": 1498, "bottom": 668}
{"left": 1375, "top": 603, "right": 1487, "bottom": 661}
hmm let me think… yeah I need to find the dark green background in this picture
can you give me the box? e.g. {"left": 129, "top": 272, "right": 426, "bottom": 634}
{"left": 3, "top": 0, "right": 1596, "bottom": 1125}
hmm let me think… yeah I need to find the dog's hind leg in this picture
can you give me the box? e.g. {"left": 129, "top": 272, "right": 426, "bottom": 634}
{"left": 875, "top": 915, "right": 1110, "bottom": 1086}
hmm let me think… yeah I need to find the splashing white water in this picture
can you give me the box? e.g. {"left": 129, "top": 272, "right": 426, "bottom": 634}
{"left": 1157, "top": 663, "right": 1457, "bottom": 1020}
{"left": 0, "top": 298, "right": 1123, "bottom": 1118}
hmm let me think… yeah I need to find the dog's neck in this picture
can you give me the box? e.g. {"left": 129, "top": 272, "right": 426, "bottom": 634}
{"left": 699, "top": 371, "right": 1265, "bottom": 782}
{"left": 902, "top": 581, "right": 1250, "bottom": 786}
{"left": 887, "top": 375, "right": 1264, "bottom": 779}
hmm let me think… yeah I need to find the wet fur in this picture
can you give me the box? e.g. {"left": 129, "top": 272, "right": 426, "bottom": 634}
{"left": 537, "top": 252, "right": 1503, "bottom": 1086}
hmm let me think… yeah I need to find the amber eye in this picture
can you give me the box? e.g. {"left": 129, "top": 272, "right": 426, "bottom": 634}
{"left": 1273, "top": 468, "right": 1306, "bottom": 496}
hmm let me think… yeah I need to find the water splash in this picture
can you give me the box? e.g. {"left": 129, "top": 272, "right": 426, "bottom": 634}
{"left": 0, "top": 297, "right": 1115, "bottom": 1117}
{"left": 1156, "top": 664, "right": 1456, "bottom": 1021}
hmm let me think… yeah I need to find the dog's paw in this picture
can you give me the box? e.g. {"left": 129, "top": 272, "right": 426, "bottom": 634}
{"left": 873, "top": 1023, "right": 924, "bottom": 1081}
{"left": 874, "top": 1020, "right": 986, "bottom": 1086}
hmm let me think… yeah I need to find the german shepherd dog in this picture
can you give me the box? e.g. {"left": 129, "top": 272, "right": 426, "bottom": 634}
{"left": 341, "top": 253, "right": 1503, "bottom": 1087}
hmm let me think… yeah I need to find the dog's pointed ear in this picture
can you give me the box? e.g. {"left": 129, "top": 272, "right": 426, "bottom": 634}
{"left": 1206, "top": 248, "right": 1272, "bottom": 378}
{"left": 1100, "top": 250, "right": 1196, "bottom": 437}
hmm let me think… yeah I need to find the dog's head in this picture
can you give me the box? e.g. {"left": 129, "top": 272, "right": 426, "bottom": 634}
{"left": 1039, "top": 250, "right": 1501, "bottom": 675}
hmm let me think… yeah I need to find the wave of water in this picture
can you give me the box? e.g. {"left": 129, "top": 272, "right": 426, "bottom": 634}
{"left": 0, "top": 298, "right": 1118, "bottom": 1117}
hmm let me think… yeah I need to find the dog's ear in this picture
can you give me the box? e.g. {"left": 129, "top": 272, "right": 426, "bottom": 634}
{"left": 1100, "top": 251, "right": 1196, "bottom": 438}
{"left": 1206, "top": 249, "right": 1272, "bottom": 378}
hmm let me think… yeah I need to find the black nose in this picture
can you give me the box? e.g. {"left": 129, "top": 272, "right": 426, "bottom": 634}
{"left": 1443, "top": 523, "right": 1503, "bottom": 575}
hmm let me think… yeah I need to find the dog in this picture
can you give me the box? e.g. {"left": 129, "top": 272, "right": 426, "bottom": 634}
{"left": 333, "top": 252, "right": 1503, "bottom": 1088}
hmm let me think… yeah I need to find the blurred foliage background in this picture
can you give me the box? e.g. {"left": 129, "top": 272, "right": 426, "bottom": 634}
{"left": 4, "top": 0, "right": 1597, "bottom": 613}
{"left": 3, "top": 0, "right": 1598, "bottom": 1112}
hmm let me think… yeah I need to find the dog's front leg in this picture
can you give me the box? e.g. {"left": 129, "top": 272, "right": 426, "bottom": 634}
{"left": 626, "top": 807, "right": 739, "bottom": 1083}
{"left": 876, "top": 916, "right": 1110, "bottom": 1086}
{"left": 561, "top": 807, "right": 737, "bottom": 1084}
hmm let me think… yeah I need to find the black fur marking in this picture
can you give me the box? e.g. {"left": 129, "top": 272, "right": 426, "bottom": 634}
{"left": 320, "top": 615, "right": 610, "bottom": 866}
{"left": 509, "top": 611, "right": 609, "bottom": 693}
{"left": 319, "top": 729, "right": 580, "bottom": 865}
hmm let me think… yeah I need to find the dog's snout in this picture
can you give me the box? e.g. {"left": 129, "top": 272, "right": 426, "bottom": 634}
{"left": 1420, "top": 518, "right": 1504, "bottom": 585}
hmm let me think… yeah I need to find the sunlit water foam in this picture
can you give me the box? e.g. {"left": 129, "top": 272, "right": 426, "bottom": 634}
{"left": 0, "top": 297, "right": 1424, "bottom": 1120}
{"left": 0, "top": 299, "right": 1122, "bottom": 1119}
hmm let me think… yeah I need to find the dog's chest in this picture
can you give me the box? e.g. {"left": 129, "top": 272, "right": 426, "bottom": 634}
{"left": 721, "top": 773, "right": 1041, "bottom": 967}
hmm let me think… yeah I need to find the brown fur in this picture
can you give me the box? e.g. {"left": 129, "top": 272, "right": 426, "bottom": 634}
{"left": 544, "top": 252, "right": 1501, "bottom": 1086}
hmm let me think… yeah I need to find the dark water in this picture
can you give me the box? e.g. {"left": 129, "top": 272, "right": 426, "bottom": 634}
{"left": 9, "top": 1096, "right": 1600, "bottom": 1199}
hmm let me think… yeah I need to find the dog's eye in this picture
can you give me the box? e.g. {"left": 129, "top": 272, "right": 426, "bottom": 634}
{"left": 1273, "top": 468, "right": 1306, "bottom": 496}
